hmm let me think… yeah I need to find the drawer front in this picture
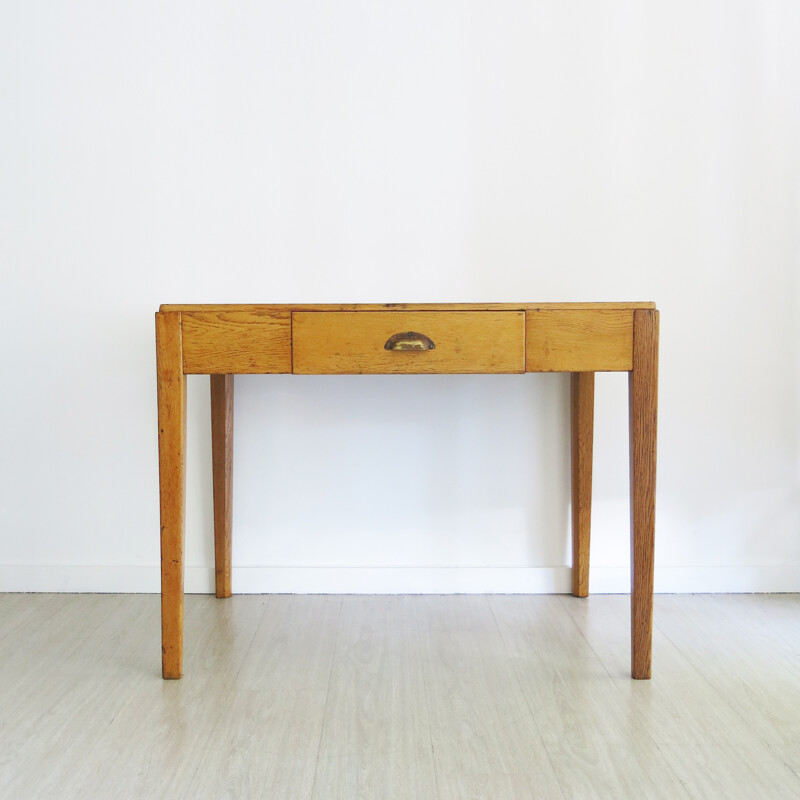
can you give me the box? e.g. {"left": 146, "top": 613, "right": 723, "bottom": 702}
{"left": 182, "top": 310, "right": 292, "bottom": 374}
{"left": 292, "top": 311, "right": 525, "bottom": 374}
{"left": 526, "top": 309, "right": 633, "bottom": 372}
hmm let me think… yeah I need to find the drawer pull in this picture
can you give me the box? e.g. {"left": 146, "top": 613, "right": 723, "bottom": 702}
{"left": 384, "top": 331, "right": 436, "bottom": 352}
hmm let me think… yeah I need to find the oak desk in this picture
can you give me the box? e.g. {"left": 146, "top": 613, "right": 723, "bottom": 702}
{"left": 156, "top": 303, "right": 659, "bottom": 680}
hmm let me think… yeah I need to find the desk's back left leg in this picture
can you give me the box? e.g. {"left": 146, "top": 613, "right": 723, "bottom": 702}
{"left": 571, "top": 372, "right": 595, "bottom": 597}
{"left": 211, "top": 374, "right": 234, "bottom": 598}
{"left": 156, "top": 311, "right": 187, "bottom": 679}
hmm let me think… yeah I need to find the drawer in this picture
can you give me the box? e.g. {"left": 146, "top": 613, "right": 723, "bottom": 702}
{"left": 182, "top": 310, "right": 292, "bottom": 374}
{"left": 292, "top": 311, "right": 525, "bottom": 374}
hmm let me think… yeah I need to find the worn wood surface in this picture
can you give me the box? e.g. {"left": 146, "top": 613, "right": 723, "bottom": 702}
{"left": 210, "top": 374, "right": 234, "bottom": 599}
{"left": 629, "top": 309, "right": 659, "bottom": 679}
{"left": 181, "top": 310, "right": 291, "bottom": 374}
{"left": 163, "top": 301, "right": 657, "bottom": 312}
{"left": 155, "top": 311, "right": 186, "bottom": 679}
{"left": 571, "top": 372, "right": 595, "bottom": 597}
{"left": 292, "top": 310, "right": 526, "bottom": 374}
{"left": 526, "top": 309, "right": 634, "bottom": 371}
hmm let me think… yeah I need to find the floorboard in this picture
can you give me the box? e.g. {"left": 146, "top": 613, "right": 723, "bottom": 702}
{"left": 312, "top": 596, "right": 438, "bottom": 799}
{"left": 1, "top": 593, "right": 799, "bottom": 800}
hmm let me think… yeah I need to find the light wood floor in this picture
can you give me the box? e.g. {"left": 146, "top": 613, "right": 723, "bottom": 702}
{"left": 1, "top": 593, "right": 799, "bottom": 799}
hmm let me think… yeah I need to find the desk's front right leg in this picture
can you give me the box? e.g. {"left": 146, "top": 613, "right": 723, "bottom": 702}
{"left": 629, "top": 309, "right": 659, "bottom": 680}
{"left": 156, "top": 311, "right": 187, "bottom": 679}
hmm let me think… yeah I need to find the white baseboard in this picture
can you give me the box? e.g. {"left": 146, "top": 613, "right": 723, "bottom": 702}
{"left": 0, "top": 565, "right": 798, "bottom": 593}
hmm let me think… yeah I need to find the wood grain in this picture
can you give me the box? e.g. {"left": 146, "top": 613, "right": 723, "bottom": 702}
{"left": 653, "top": 595, "right": 800, "bottom": 765}
{"left": 629, "top": 309, "right": 659, "bottom": 679}
{"left": 493, "top": 596, "right": 689, "bottom": 800}
{"left": 571, "top": 372, "right": 595, "bottom": 597}
{"left": 561, "top": 595, "right": 800, "bottom": 797}
{"left": 526, "top": 309, "right": 633, "bottom": 372}
{"left": 1, "top": 597, "right": 152, "bottom": 799}
{"left": 210, "top": 374, "right": 233, "bottom": 599}
{"left": 181, "top": 310, "right": 291, "bottom": 374}
{"left": 180, "top": 596, "right": 338, "bottom": 800}
{"left": 416, "top": 595, "right": 564, "bottom": 798}
{"left": 292, "top": 310, "right": 525, "bottom": 374}
{"left": 155, "top": 312, "right": 187, "bottom": 679}
{"left": 6, "top": 595, "right": 800, "bottom": 799}
{"left": 312, "top": 597, "right": 438, "bottom": 799}
{"left": 88, "top": 597, "right": 267, "bottom": 800}
{"left": 162, "top": 301, "right": 656, "bottom": 312}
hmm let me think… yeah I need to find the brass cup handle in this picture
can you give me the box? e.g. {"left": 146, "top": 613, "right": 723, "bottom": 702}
{"left": 384, "top": 331, "right": 436, "bottom": 351}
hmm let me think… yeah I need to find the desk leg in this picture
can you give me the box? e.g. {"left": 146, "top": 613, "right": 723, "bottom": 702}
{"left": 211, "top": 374, "right": 234, "bottom": 598}
{"left": 629, "top": 309, "right": 659, "bottom": 679}
{"left": 570, "top": 372, "right": 594, "bottom": 597}
{"left": 156, "top": 312, "right": 187, "bottom": 680}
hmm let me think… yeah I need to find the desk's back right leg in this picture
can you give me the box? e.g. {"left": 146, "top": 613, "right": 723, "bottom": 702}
{"left": 211, "top": 374, "right": 234, "bottom": 599}
{"left": 570, "top": 371, "right": 595, "bottom": 597}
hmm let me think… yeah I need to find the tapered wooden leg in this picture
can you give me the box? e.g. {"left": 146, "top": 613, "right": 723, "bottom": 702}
{"left": 211, "top": 374, "right": 234, "bottom": 599}
{"left": 629, "top": 309, "right": 659, "bottom": 679}
{"left": 156, "top": 312, "right": 187, "bottom": 680}
{"left": 571, "top": 372, "right": 595, "bottom": 597}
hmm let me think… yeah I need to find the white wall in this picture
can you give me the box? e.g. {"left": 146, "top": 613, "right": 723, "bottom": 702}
{"left": 1, "top": 0, "right": 798, "bottom": 593}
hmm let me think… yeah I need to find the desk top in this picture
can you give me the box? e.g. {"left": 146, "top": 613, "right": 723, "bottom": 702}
{"left": 160, "top": 302, "right": 656, "bottom": 312}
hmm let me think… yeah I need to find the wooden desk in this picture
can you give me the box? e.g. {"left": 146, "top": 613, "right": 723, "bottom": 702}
{"left": 156, "top": 303, "right": 659, "bottom": 679}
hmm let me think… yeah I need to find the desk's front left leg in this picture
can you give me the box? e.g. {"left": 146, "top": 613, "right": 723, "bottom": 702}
{"left": 156, "top": 311, "right": 187, "bottom": 679}
{"left": 629, "top": 309, "right": 659, "bottom": 679}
